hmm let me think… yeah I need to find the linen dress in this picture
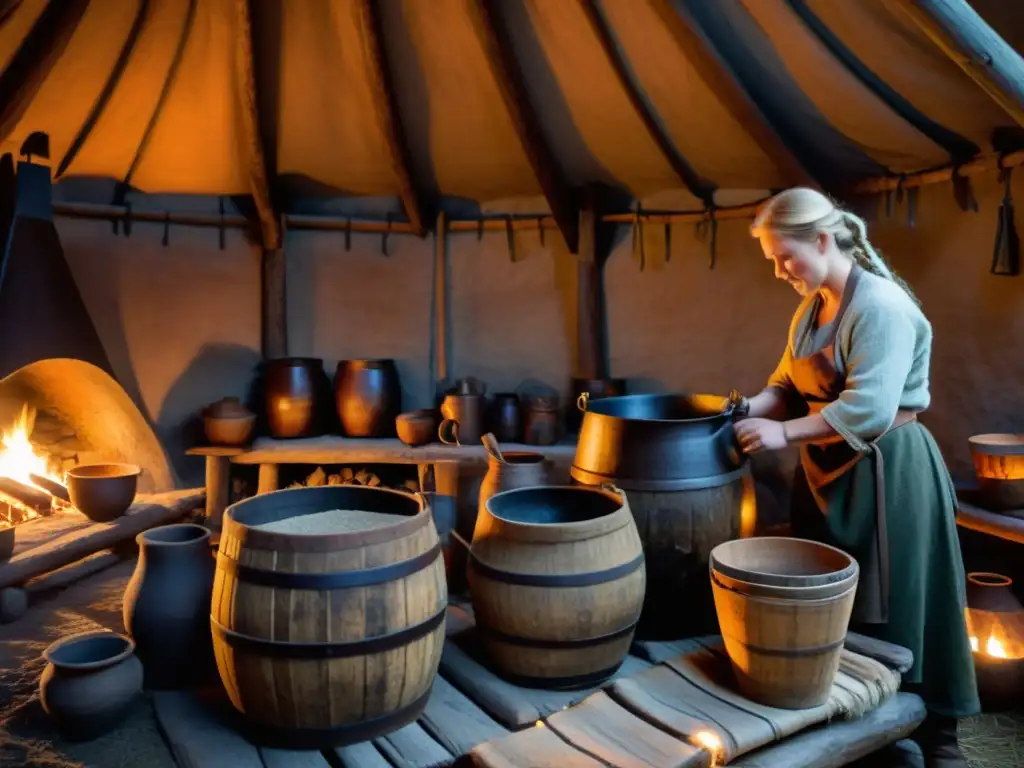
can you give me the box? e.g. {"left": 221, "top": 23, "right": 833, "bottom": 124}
{"left": 769, "top": 265, "right": 979, "bottom": 717}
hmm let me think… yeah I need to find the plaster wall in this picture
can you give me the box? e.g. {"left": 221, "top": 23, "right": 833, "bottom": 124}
{"left": 53, "top": 173, "right": 1024, "bottom": 489}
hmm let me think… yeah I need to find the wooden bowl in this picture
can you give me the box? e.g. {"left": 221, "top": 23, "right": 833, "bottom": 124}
{"left": 710, "top": 537, "right": 857, "bottom": 589}
{"left": 969, "top": 434, "right": 1024, "bottom": 511}
{"left": 65, "top": 464, "right": 141, "bottom": 523}
{"left": 203, "top": 414, "right": 256, "bottom": 446}
{"left": 396, "top": 410, "right": 435, "bottom": 447}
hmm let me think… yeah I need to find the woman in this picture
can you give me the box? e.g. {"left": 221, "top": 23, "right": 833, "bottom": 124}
{"left": 733, "top": 187, "right": 978, "bottom": 768}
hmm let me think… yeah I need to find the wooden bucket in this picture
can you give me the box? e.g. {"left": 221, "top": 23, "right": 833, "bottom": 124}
{"left": 469, "top": 485, "right": 645, "bottom": 689}
{"left": 969, "top": 434, "right": 1024, "bottom": 511}
{"left": 710, "top": 536, "right": 859, "bottom": 600}
{"left": 712, "top": 576, "right": 857, "bottom": 709}
{"left": 211, "top": 486, "right": 446, "bottom": 748}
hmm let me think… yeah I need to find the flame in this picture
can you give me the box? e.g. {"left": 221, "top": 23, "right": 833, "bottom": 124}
{"left": 970, "top": 634, "right": 1009, "bottom": 659}
{"left": 692, "top": 731, "right": 723, "bottom": 766}
{"left": 0, "top": 405, "right": 63, "bottom": 524}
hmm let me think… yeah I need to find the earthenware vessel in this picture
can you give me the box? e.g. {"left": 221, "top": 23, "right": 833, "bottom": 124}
{"left": 203, "top": 397, "right": 256, "bottom": 446}
{"left": 122, "top": 523, "right": 216, "bottom": 689}
{"left": 39, "top": 631, "right": 143, "bottom": 741}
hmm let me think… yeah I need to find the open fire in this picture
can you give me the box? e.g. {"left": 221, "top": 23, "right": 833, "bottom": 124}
{"left": 0, "top": 403, "right": 68, "bottom": 526}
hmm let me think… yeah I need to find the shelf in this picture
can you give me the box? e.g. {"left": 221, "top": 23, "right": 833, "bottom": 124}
{"left": 221, "top": 436, "right": 579, "bottom": 466}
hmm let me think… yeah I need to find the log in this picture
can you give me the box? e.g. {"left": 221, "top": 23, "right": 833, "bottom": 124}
{"left": 956, "top": 499, "right": 1024, "bottom": 545}
{"left": 23, "top": 549, "right": 124, "bottom": 595}
{"left": 0, "top": 476, "right": 52, "bottom": 511}
{"left": 0, "top": 488, "right": 203, "bottom": 589}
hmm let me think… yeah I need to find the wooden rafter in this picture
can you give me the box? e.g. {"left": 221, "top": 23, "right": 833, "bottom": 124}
{"left": 234, "top": 0, "right": 280, "bottom": 249}
{"left": 581, "top": 0, "right": 716, "bottom": 205}
{"left": 785, "top": 0, "right": 978, "bottom": 163}
{"left": 357, "top": 0, "right": 431, "bottom": 237}
{"left": 652, "top": 0, "right": 818, "bottom": 190}
{"left": 56, "top": 0, "right": 152, "bottom": 178}
{"left": 883, "top": 0, "right": 1024, "bottom": 130}
{"left": 0, "top": 0, "right": 90, "bottom": 146}
{"left": 473, "top": 0, "right": 579, "bottom": 254}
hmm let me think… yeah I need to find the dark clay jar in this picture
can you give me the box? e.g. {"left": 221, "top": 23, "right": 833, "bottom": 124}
{"left": 122, "top": 524, "right": 216, "bottom": 690}
{"left": 335, "top": 359, "right": 402, "bottom": 438}
{"left": 488, "top": 393, "right": 522, "bottom": 443}
{"left": 264, "top": 357, "right": 330, "bottom": 439}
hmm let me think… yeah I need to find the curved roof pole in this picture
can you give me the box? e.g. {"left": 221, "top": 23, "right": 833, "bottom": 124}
{"left": 883, "top": 0, "right": 1024, "bottom": 130}
{"left": 580, "top": 0, "right": 717, "bottom": 207}
{"left": 357, "top": 0, "right": 431, "bottom": 237}
{"left": 0, "top": 0, "right": 90, "bottom": 146}
{"left": 234, "top": 0, "right": 280, "bottom": 250}
{"left": 56, "top": 0, "right": 153, "bottom": 179}
{"left": 473, "top": 0, "right": 580, "bottom": 254}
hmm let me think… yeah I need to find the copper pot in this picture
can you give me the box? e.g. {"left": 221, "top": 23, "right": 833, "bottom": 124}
{"left": 336, "top": 359, "right": 402, "bottom": 438}
{"left": 264, "top": 358, "right": 329, "bottom": 439}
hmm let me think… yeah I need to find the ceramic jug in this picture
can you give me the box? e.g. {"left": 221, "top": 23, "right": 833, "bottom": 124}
{"left": 122, "top": 523, "right": 216, "bottom": 689}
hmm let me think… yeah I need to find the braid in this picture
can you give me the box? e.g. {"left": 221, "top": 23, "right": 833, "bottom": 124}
{"left": 840, "top": 212, "right": 920, "bottom": 306}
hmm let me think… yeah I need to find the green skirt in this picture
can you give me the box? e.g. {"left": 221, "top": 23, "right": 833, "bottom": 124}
{"left": 791, "top": 422, "right": 980, "bottom": 718}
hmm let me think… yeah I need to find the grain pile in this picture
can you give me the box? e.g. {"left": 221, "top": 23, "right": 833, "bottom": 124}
{"left": 254, "top": 509, "right": 407, "bottom": 534}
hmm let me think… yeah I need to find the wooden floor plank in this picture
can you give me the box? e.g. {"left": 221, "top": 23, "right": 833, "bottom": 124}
{"left": 260, "top": 746, "right": 332, "bottom": 767}
{"left": 419, "top": 676, "right": 508, "bottom": 757}
{"left": 545, "top": 691, "right": 709, "bottom": 768}
{"left": 329, "top": 742, "right": 393, "bottom": 768}
{"left": 374, "top": 720, "right": 454, "bottom": 768}
{"left": 441, "top": 633, "right": 652, "bottom": 729}
{"left": 152, "top": 689, "right": 264, "bottom": 768}
{"left": 731, "top": 693, "right": 926, "bottom": 768}
{"left": 469, "top": 725, "right": 606, "bottom": 768}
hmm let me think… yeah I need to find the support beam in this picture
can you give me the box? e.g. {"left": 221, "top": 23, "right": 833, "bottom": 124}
{"left": 575, "top": 185, "right": 611, "bottom": 380}
{"left": 581, "top": 0, "right": 716, "bottom": 205}
{"left": 233, "top": 0, "right": 281, "bottom": 249}
{"left": 261, "top": 241, "right": 287, "bottom": 359}
{"left": 357, "top": 0, "right": 431, "bottom": 237}
{"left": 432, "top": 211, "right": 449, "bottom": 390}
{"left": 473, "top": 0, "right": 580, "bottom": 253}
{"left": 883, "top": 0, "right": 1024, "bottom": 129}
{"left": 0, "top": 0, "right": 90, "bottom": 145}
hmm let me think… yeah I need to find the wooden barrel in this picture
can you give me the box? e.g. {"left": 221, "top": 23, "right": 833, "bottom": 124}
{"left": 468, "top": 485, "right": 645, "bottom": 689}
{"left": 711, "top": 576, "right": 857, "bottom": 709}
{"left": 622, "top": 466, "right": 755, "bottom": 638}
{"left": 211, "top": 485, "right": 447, "bottom": 748}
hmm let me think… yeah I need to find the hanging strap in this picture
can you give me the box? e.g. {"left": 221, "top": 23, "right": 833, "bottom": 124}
{"left": 632, "top": 204, "right": 645, "bottom": 272}
{"left": 991, "top": 163, "right": 1020, "bottom": 276}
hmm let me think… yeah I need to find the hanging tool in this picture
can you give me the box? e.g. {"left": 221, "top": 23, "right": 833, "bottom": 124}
{"left": 991, "top": 161, "right": 1020, "bottom": 276}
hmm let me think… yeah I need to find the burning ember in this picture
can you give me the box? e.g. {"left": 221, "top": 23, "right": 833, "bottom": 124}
{"left": 0, "top": 404, "right": 66, "bottom": 525}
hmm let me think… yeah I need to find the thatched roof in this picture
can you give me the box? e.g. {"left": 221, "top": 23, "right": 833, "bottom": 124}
{"left": 0, "top": 0, "right": 1021, "bottom": 249}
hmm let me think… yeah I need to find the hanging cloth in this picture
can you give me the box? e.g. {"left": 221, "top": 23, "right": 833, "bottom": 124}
{"left": 991, "top": 165, "right": 1020, "bottom": 276}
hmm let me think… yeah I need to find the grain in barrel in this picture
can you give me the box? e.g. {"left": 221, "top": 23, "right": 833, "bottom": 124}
{"left": 469, "top": 485, "right": 645, "bottom": 689}
{"left": 211, "top": 485, "right": 446, "bottom": 748}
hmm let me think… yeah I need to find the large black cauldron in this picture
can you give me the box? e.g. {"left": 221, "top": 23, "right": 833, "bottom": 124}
{"left": 571, "top": 394, "right": 744, "bottom": 491}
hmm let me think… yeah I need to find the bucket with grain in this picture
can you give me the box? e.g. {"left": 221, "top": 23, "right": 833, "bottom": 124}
{"left": 211, "top": 485, "right": 446, "bottom": 747}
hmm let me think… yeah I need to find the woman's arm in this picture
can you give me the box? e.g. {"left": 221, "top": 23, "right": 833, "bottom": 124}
{"left": 747, "top": 387, "right": 791, "bottom": 420}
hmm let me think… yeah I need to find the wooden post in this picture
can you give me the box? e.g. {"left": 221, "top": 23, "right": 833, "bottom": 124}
{"left": 204, "top": 456, "right": 230, "bottom": 530}
{"left": 257, "top": 463, "right": 279, "bottom": 495}
{"left": 575, "top": 186, "right": 607, "bottom": 380}
{"left": 884, "top": 0, "right": 1024, "bottom": 129}
{"left": 433, "top": 211, "right": 449, "bottom": 390}
{"left": 261, "top": 245, "right": 287, "bottom": 359}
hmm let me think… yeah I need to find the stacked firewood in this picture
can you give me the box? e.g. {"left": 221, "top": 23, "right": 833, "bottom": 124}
{"left": 286, "top": 466, "right": 419, "bottom": 494}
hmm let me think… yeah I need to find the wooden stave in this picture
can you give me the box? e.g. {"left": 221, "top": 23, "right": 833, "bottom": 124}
{"left": 712, "top": 579, "right": 857, "bottom": 710}
{"left": 210, "top": 504, "right": 447, "bottom": 747}
{"left": 468, "top": 491, "right": 645, "bottom": 688}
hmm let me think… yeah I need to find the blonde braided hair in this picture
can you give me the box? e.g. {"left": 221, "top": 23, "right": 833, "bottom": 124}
{"left": 750, "top": 187, "right": 919, "bottom": 306}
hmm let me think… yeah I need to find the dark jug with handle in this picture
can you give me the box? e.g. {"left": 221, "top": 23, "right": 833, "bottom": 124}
{"left": 438, "top": 393, "right": 484, "bottom": 446}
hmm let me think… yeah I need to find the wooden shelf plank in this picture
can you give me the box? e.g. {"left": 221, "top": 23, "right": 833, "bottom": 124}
{"left": 229, "top": 436, "right": 578, "bottom": 466}
{"left": 956, "top": 499, "right": 1024, "bottom": 545}
{"left": 186, "top": 446, "right": 247, "bottom": 458}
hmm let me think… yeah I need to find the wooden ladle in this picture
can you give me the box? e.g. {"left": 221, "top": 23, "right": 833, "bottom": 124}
{"left": 482, "top": 433, "right": 507, "bottom": 464}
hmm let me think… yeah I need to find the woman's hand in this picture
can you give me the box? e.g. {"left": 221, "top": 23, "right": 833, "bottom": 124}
{"left": 734, "top": 418, "right": 789, "bottom": 454}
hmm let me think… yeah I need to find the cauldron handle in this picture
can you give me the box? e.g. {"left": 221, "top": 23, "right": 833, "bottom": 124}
{"left": 711, "top": 407, "right": 745, "bottom": 466}
{"left": 577, "top": 391, "right": 590, "bottom": 412}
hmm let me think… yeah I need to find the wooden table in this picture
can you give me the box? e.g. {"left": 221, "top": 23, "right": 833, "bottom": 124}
{"left": 188, "top": 437, "right": 578, "bottom": 530}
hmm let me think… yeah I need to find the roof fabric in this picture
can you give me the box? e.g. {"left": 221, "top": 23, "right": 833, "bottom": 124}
{"left": 0, "top": 0, "right": 1018, "bottom": 206}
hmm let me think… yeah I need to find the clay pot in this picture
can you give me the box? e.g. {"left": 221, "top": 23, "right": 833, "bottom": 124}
{"left": 522, "top": 395, "right": 560, "bottom": 446}
{"left": 336, "top": 359, "right": 402, "bottom": 438}
{"left": 264, "top": 358, "right": 330, "bottom": 439}
{"left": 39, "top": 631, "right": 143, "bottom": 741}
{"left": 475, "top": 451, "right": 549, "bottom": 538}
{"left": 65, "top": 464, "right": 140, "bottom": 522}
{"left": 439, "top": 394, "right": 485, "bottom": 446}
{"left": 397, "top": 409, "right": 436, "bottom": 447}
{"left": 203, "top": 397, "right": 256, "bottom": 446}
{"left": 488, "top": 393, "right": 521, "bottom": 443}
{"left": 122, "top": 524, "right": 216, "bottom": 689}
